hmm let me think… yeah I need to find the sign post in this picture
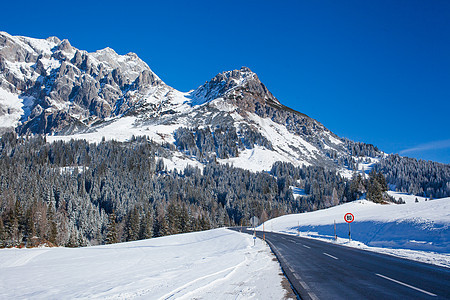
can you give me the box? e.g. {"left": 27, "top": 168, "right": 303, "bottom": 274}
{"left": 263, "top": 222, "right": 265, "bottom": 241}
{"left": 250, "top": 216, "right": 259, "bottom": 246}
{"left": 344, "top": 213, "right": 354, "bottom": 242}
{"left": 334, "top": 220, "right": 337, "bottom": 241}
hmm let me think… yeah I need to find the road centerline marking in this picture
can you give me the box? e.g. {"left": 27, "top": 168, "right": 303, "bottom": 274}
{"left": 303, "top": 245, "right": 311, "bottom": 249}
{"left": 323, "top": 252, "right": 338, "bottom": 260}
{"left": 375, "top": 273, "right": 437, "bottom": 297}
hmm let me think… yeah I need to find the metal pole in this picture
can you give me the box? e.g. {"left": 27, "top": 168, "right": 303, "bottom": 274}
{"left": 348, "top": 222, "right": 351, "bottom": 242}
{"left": 334, "top": 220, "right": 336, "bottom": 241}
{"left": 253, "top": 221, "right": 256, "bottom": 246}
{"left": 263, "top": 222, "right": 265, "bottom": 241}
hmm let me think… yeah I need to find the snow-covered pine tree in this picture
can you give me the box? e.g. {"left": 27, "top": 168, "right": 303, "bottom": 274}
{"left": 106, "top": 212, "right": 118, "bottom": 244}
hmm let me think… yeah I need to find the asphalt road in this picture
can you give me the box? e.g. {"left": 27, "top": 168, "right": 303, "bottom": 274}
{"left": 230, "top": 228, "right": 450, "bottom": 300}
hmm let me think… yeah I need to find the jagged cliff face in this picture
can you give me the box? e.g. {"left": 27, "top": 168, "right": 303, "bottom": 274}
{"left": 0, "top": 32, "right": 376, "bottom": 171}
{"left": 0, "top": 31, "right": 162, "bottom": 134}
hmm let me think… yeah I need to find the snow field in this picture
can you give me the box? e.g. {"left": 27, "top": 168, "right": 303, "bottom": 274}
{"left": 387, "top": 191, "right": 430, "bottom": 204}
{"left": 46, "top": 116, "right": 181, "bottom": 144}
{"left": 0, "top": 228, "right": 290, "bottom": 299}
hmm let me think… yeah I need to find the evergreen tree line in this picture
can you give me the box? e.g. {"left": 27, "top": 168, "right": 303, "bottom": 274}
{"left": 347, "top": 169, "right": 401, "bottom": 204}
{"left": 269, "top": 162, "right": 398, "bottom": 210}
{"left": 375, "top": 154, "right": 450, "bottom": 198}
{"left": 174, "top": 124, "right": 273, "bottom": 160}
{"left": 344, "top": 139, "right": 383, "bottom": 158}
{"left": 270, "top": 162, "right": 347, "bottom": 211}
{"left": 0, "top": 133, "right": 447, "bottom": 248}
{"left": 0, "top": 134, "right": 291, "bottom": 247}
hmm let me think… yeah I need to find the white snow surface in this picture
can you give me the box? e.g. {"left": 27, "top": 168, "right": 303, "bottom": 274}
{"left": 158, "top": 154, "right": 204, "bottom": 173}
{"left": 218, "top": 145, "right": 299, "bottom": 172}
{"left": 246, "top": 113, "right": 316, "bottom": 162}
{"left": 0, "top": 228, "right": 290, "bottom": 299}
{"left": 387, "top": 191, "right": 429, "bottom": 204}
{"left": 338, "top": 156, "right": 381, "bottom": 180}
{"left": 290, "top": 186, "right": 306, "bottom": 199}
{"left": 257, "top": 197, "right": 450, "bottom": 267}
{"left": 46, "top": 116, "right": 180, "bottom": 144}
{"left": 0, "top": 88, "right": 32, "bottom": 128}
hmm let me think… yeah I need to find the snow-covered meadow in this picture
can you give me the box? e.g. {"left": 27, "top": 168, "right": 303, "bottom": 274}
{"left": 0, "top": 228, "right": 290, "bottom": 299}
{"left": 257, "top": 193, "right": 450, "bottom": 267}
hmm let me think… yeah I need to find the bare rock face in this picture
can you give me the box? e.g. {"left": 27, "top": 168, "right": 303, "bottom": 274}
{"left": 0, "top": 31, "right": 162, "bottom": 134}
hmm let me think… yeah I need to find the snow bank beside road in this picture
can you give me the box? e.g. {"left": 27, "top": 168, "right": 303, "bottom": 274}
{"left": 257, "top": 197, "right": 450, "bottom": 267}
{"left": 0, "top": 228, "right": 289, "bottom": 299}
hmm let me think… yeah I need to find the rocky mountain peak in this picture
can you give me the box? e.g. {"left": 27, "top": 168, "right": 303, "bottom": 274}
{"left": 213, "top": 66, "right": 256, "bottom": 84}
{"left": 46, "top": 36, "right": 61, "bottom": 44}
{"left": 57, "top": 39, "right": 73, "bottom": 52}
{"left": 190, "top": 66, "right": 280, "bottom": 109}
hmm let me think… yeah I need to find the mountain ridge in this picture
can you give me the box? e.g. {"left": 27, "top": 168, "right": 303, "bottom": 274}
{"left": 0, "top": 32, "right": 329, "bottom": 137}
{"left": 0, "top": 31, "right": 383, "bottom": 172}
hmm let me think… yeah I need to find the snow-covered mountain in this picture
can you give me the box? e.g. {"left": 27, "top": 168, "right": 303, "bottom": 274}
{"left": 0, "top": 31, "right": 382, "bottom": 171}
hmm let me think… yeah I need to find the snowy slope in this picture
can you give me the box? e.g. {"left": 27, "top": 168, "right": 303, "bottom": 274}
{"left": 257, "top": 197, "right": 450, "bottom": 267}
{"left": 45, "top": 94, "right": 351, "bottom": 173}
{"left": 0, "top": 228, "right": 291, "bottom": 299}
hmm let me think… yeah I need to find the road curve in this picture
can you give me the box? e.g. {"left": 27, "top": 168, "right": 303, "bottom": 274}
{"left": 230, "top": 228, "right": 450, "bottom": 300}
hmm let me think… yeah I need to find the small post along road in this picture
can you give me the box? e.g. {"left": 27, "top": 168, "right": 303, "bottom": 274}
{"left": 230, "top": 228, "right": 450, "bottom": 299}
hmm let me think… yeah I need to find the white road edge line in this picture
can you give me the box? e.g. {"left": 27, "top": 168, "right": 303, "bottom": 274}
{"left": 323, "top": 252, "right": 338, "bottom": 260}
{"left": 375, "top": 273, "right": 437, "bottom": 297}
{"left": 303, "top": 245, "right": 311, "bottom": 249}
{"left": 272, "top": 244, "right": 319, "bottom": 300}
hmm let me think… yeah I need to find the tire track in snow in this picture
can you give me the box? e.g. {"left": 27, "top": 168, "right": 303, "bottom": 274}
{"left": 158, "top": 257, "right": 248, "bottom": 300}
{"left": 1, "top": 249, "right": 49, "bottom": 268}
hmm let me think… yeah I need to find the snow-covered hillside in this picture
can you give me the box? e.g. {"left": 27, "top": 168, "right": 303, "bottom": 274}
{"left": 257, "top": 196, "right": 450, "bottom": 267}
{"left": 0, "top": 228, "right": 290, "bottom": 299}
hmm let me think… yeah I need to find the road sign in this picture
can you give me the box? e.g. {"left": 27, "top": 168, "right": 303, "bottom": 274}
{"left": 250, "top": 216, "right": 260, "bottom": 227}
{"left": 344, "top": 213, "right": 354, "bottom": 223}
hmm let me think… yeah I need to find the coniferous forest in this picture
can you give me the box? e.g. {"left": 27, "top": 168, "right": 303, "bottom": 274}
{"left": 0, "top": 133, "right": 448, "bottom": 248}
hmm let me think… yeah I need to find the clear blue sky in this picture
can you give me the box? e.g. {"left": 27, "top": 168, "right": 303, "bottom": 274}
{"left": 1, "top": 0, "right": 449, "bottom": 163}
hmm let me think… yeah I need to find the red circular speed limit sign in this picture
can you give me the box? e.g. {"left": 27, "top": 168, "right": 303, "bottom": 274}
{"left": 344, "top": 213, "right": 354, "bottom": 223}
